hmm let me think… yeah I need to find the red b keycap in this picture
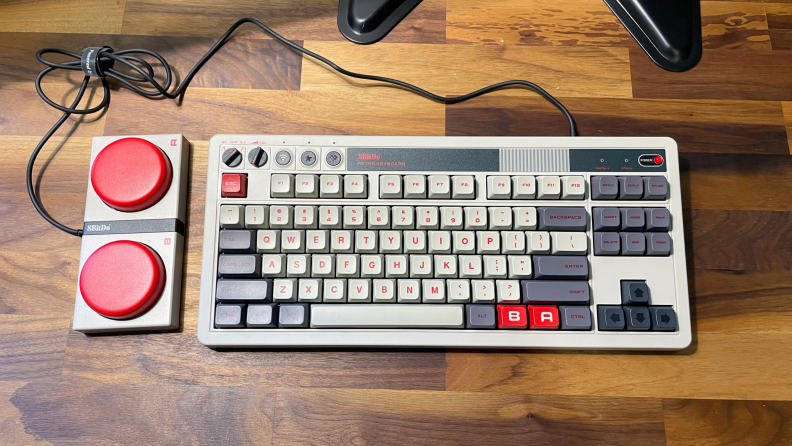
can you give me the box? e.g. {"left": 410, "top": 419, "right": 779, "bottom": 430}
{"left": 221, "top": 173, "right": 247, "bottom": 198}
{"left": 497, "top": 305, "right": 527, "bottom": 329}
{"left": 529, "top": 305, "right": 559, "bottom": 329}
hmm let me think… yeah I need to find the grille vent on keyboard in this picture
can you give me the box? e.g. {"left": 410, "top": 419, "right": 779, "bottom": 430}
{"left": 499, "top": 148, "right": 570, "bottom": 173}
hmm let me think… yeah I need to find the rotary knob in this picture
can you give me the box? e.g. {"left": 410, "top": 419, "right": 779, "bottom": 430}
{"left": 79, "top": 240, "right": 166, "bottom": 319}
{"left": 222, "top": 148, "right": 243, "bottom": 167}
{"left": 247, "top": 147, "right": 268, "bottom": 167}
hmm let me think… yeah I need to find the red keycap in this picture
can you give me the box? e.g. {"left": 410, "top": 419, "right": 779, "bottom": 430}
{"left": 497, "top": 305, "right": 527, "bottom": 329}
{"left": 221, "top": 173, "right": 247, "bottom": 198}
{"left": 529, "top": 305, "right": 559, "bottom": 329}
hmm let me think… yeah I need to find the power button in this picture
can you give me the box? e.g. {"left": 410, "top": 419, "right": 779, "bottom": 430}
{"left": 638, "top": 154, "right": 663, "bottom": 167}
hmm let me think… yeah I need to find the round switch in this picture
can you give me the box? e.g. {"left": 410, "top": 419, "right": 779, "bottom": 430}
{"left": 79, "top": 240, "right": 166, "bottom": 320}
{"left": 222, "top": 148, "right": 243, "bottom": 167}
{"left": 247, "top": 147, "right": 268, "bottom": 167}
{"left": 91, "top": 138, "right": 172, "bottom": 212}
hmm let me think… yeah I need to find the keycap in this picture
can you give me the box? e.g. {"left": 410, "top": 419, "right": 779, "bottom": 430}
{"left": 348, "top": 279, "right": 372, "bottom": 302}
{"left": 216, "top": 279, "right": 273, "bottom": 302}
{"left": 355, "top": 231, "right": 376, "bottom": 254}
{"left": 478, "top": 232, "right": 500, "bottom": 254}
{"left": 246, "top": 304, "right": 277, "bottom": 328}
{"left": 310, "top": 304, "right": 465, "bottom": 328}
{"left": 472, "top": 279, "right": 495, "bottom": 302}
{"left": 273, "top": 278, "right": 297, "bottom": 302}
{"left": 645, "top": 208, "right": 671, "bottom": 231}
{"left": 295, "top": 174, "right": 318, "bottom": 198}
{"left": 592, "top": 207, "right": 620, "bottom": 231}
{"left": 521, "top": 280, "right": 590, "bottom": 304}
{"left": 319, "top": 206, "right": 341, "bottom": 229}
{"left": 488, "top": 207, "right": 512, "bottom": 230}
{"left": 324, "top": 279, "right": 347, "bottom": 302}
{"left": 286, "top": 254, "right": 309, "bottom": 277}
{"left": 281, "top": 230, "right": 304, "bottom": 253}
{"left": 513, "top": 207, "right": 537, "bottom": 230}
{"left": 257, "top": 230, "right": 280, "bottom": 253}
{"left": 484, "top": 256, "right": 507, "bottom": 279}
{"left": 649, "top": 306, "right": 677, "bottom": 331}
{"left": 220, "top": 205, "right": 244, "bottom": 228}
{"left": 386, "top": 255, "right": 408, "bottom": 278}
{"left": 593, "top": 232, "right": 621, "bottom": 256}
{"left": 343, "top": 206, "right": 366, "bottom": 229}
{"left": 528, "top": 305, "right": 559, "bottom": 329}
{"left": 404, "top": 231, "right": 426, "bottom": 253}
{"left": 261, "top": 254, "right": 286, "bottom": 277}
{"left": 298, "top": 278, "right": 322, "bottom": 302}
{"left": 512, "top": 176, "right": 536, "bottom": 199}
{"left": 429, "top": 175, "right": 451, "bottom": 199}
{"left": 501, "top": 232, "right": 525, "bottom": 254}
{"left": 453, "top": 231, "right": 476, "bottom": 254}
{"left": 452, "top": 176, "right": 475, "bottom": 199}
{"left": 532, "top": 256, "right": 588, "bottom": 279}
{"left": 597, "top": 305, "right": 625, "bottom": 330}
{"left": 221, "top": 173, "right": 247, "bottom": 198}
{"left": 369, "top": 206, "right": 390, "bottom": 229}
{"left": 311, "top": 254, "right": 335, "bottom": 277}
{"left": 331, "top": 230, "right": 353, "bottom": 253}
{"left": 410, "top": 255, "right": 432, "bottom": 278}
{"left": 215, "top": 304, "right": 245, "bottom": 328}
{"left": 487, "top": 176, "right": 511, "bottom": 199}
{"left": 404, "top": 175, "right": 426, "bottom": 198}
{"left": 381, "top": 231, "right": 402, "bottom": 253}
{"left": 464, "top": 207, "right": 488, "bottom": 230}
{"left": 618, "top": 176, "right": 644, "bottom": 200}
{"left": 416, "top": 207, "right": 439, "bottom": 230}
{"left": 245, "top": 206, "right": 269, "bottom": 229}
{"left": 294, "top": 206, "right": 317, "bottom": 229}
{"left": 380, "top": 175, "right": 402, "bottom": 198}
{"left": 525, "top": 231, "right": 550, "bottom": 254}
{"left": 625, "top": 306, "right": 651, "bottom": 330}
{"left": 560, "top": 306, "right": 592, "bottom": 330}
{"left": 435, "top": 255, "right": 457, "bottom": 278}
{"left": 271, "top": 173, "right": 294, "bottom": 198}
{"left": 537, "top": 207, "right": 587, "bottom": 231}
{"left": 423, "top": 280, "right": 445, "bottom": 302}
{"left": 269, "top": 205, "right": 292, "bottom": 229}
{"left": 392, "top": 206, "right": 414, "bottom": 229}
{"left": 344, "top": 175, "right": 368, "bottom": 198}
{"left": 621, "top": 280, "right": 649, "bottom": 305}
{"left": 398, "top": 279, "right": 422, "bottom": 302}
{"left": 536, "top": 176, "right": 561, "bottom": 199}
{"left": 550, "top": 232, "right": 588, "bottom": 255}
{"left": 447, "top": 279, "right": 470, "bottom": 303}
{"left": 279, "top": 304, "right": 309, "bottom": 327}
{"left": 507, "top": 255, "right": 532, "bottom": 278}
{"left": 620, "top": 232, "right": 646, "bottom": 255}
{"left": 440, "top": 207, "right": 463, "bottom": 230}
{"left": 561, "top": 176, "right": 585, "bottom": 199}
{"left": 646, "top": 232, "right": 672, "bottom": 256}
{"left": 620, "top": 208, "right": 645, "bottom": 231}
{"left": 320, "top": 174, "right": 343, "bottom": 198}
{"left": 466, "top": 305, "right": 496, "bottom": 329}
{"left": 373, "top": 279, "right": 396, "bottom": 302}
{"left": 591, "top": 176, "right": 618, "bottom": 200}
{"left": 218, "top": 254, "right": 261, "bottom": 278}
{"left": 219, "top": 230, "right": 254, "bottom": 253}
{"left": 429, "top": 231, "right": 451, "bottom": 254}
{"left": 336, "top": 254, "right": 360, "bottom": 277}
{"left": 497, "top": 305, "right": 527, "bottom": 329}
{"left": 361, "top": 254, "right": 384, "bottom": 277}
{"left": 306, "top": 230, "right": 328, "bottom": 253}
{"left": 643, "top": 176, "right": 668, "bottom": 200}
{"left": 496, "top": 280, "right": 521, "bottom": 303}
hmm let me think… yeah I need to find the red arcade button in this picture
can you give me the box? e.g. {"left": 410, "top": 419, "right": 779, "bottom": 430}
{"left": 91, "top": 138, "right": 173, "bottom": 212}
{"left": 529, "top": 305, "right": 559, "bottom": 329}
{"left": 79, "top": 240, "right": 166, "bottom": 319}
{"left": 221, "top": 173, "right": 247, "bottom": 198}
{"left": 497, "top": 305, "right": 527, "bottom": 329}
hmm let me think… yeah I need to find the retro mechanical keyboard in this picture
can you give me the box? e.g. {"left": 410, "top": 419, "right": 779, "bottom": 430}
{"left": 198, "top": 135, "right": 691, "bottom": 349}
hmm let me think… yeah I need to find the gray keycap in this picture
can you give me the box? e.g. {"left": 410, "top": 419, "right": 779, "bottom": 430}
{"left": 532, "top": 256, "right": 589, "bottom": 279}
{"left": 215, "top": 304, "right": 245, "bottom": 328}
{"left": 593, "top": 207, "right": 620, "bottom": 231}
{"left": 218, "top": 230, "right": 255, "bottom": 253}
{"left": 537, "top": 207, "right": 587, "bottom": 231}
{"left": 649, "top": 306, "right": 677, "bottom": 331}
{"left": 218, "top": 254, "right": 261, "bottom": 277}
{"left": 619, "top": 233, "right": 646, "bottom": 255}
{"left": 521, "top": 280, "right": 590, "bottom": 304}
{"left": 618, "top": 176, "right": 644, "bottom": 200}
{"left": 625, "top": 306, "right": 651, "bottom": 330}
{"left": 643, "top": 176, "right": 668, "bottom": 200}
{"left": 246, "top": 304, "right": 277, "bottom": 328}
{"left": 646, "top": 233, "right": 672, "bottom": 256}
{"left": 466, "top": 305, "right": 496, "bottom": 329}
{"left": 597, "top": 305, "right": 625, "bottom": 330}
{"left": 216, "top": 279, "right": 273, "bottom": 302}
{"left": 279, "top": 304, "right": 309, "bottom": 327}
{"left": 621, "top": 280, "right": 649, "bottom": 305}
{"left": 592, "top": 176, "right": 618, "bottom": 200}
{"left": 619, "top": 208, "right": 645, "bottom": 231}
{"left": 645, "top": 208, "right": 670, "bottom": 231}
{"left": 560, "top": 306, "right": 592, "bottom": 330}
{"left": 594, "top": 232, "right": 621, "bottom": 256}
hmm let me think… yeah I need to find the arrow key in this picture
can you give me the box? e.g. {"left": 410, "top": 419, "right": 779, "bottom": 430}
{"left": 621, "top": 280, "right": 650, "bottom": 305}
{"left": 625, "top": 306, "right": 651, "bottom": 331}
{"left": 597, "top": 305, "right": 625, "bottom": 331}
{"left": 649, "top": 306, "right": 677, "bottom": 331}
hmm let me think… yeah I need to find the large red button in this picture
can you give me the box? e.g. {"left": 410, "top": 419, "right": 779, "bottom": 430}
{"left": 79, "top": 240, "right": 166, "bottom": 319}
{"left": 529, "top": 305, "right": 559, "bottom": 329}
{"left": 91, "top": 138, "right": 172, "bottom": 212}
{"left": 497, "top": 305, "right": 527, "bottom": 329}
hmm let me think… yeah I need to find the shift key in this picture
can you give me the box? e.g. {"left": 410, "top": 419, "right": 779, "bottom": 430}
{"left": 521, "top": 280, "right": 590, "bottom": 304}
{"left": 532, "top": 256, "right": 589, "bottom": 279}
{"left": 537, "top": 207, "right": 587, "bottom": 231}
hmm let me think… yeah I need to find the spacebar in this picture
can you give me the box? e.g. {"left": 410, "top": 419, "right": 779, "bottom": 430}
{"left": 310, "top": 304, "right": 465, "bottom": 328}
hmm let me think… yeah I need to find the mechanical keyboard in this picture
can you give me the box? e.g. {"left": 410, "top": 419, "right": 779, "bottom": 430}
{"left": 198, "top": 135, "right": 690, "bottom": 349}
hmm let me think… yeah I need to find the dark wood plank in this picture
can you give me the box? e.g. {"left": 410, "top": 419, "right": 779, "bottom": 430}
{"left": 0, "top": 315, "right": 70, "bottom": 382}
{"left": 121, "top": 0, "right": 446, "bottom": 44}
{"left": 701, "top": 1, "right": 772, "bottom": 50}
{"left": 445, "top": 96, "right": 789, "bottom": 155}
{"left": 767, "top": 4, "right": 792, "bottom": 51}
{"left": 631, "top": 48, "right": 792, "bottom": 101}
{"left": 664, "top": 399, "right": 792, "bottom": 446}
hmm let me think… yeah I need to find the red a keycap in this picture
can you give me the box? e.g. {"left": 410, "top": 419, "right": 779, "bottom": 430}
{"left": 529, "top": 305, "right": 559, "bottom": 329}
{"left": 497, "top": 305, "right": 527, "bottom": 329}
{"left": 221, "top": 173, "right": 247, "bottom": 198}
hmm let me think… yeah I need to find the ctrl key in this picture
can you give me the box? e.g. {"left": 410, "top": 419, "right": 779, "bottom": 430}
{"left": 215, "top": 303, "right": 245, "bottom": 328}
{"left": 279, "top": 304, "right": 309, "bottom": 328}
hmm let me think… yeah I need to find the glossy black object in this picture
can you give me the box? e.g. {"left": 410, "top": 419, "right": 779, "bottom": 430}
{"left": 337, "top": 0, "right": 702, "bottom": 72}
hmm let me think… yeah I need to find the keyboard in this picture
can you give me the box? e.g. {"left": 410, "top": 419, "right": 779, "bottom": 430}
{"left": 198, "top": 135, "right": 691, "bottom": 349}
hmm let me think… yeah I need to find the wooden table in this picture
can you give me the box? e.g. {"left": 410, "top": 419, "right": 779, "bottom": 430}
{"left": 1, "top": 1, "right": 791, "bottom": 444}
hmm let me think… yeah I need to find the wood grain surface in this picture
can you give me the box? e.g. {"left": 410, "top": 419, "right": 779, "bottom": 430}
{"left": 1, "top": 0, "right": 791, "bottom": 444}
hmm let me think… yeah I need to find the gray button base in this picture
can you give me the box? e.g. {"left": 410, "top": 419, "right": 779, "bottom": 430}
{"left": 592, "top": 176, "right": 618, "bottom": 200}
{"left": 621, "top": 280, "right": 649, "bottom": 305}
{"left": 619, "top": 233, "right": 646, "bottom": 255}
{"left": 326, "top": 151, "right": 342, "bottom": 166}
{"left": 594, "top": 232, "right": 620, "bottom": 255}
{"left": 218, "top": 254, "right": 261, "bottom": 278}
{"left": 279, "top": 304, "right": 309, "bottom": 327}
{"left": 275, "top": 150, "right": 292, "bottom": 166}
{"left": 650, "top": 306, "right": 677, "bottom": 331}
{"left": 537, "top": 207, "right": 587, "bottom": 231}
{"left": 646, "top": 233, "right": 672, "bottom": 256}
{"left": 625, "top": 306, "right": 651, "bottom": 330}
{"left": 466, "top": 305, "right": 496, "bottom": 329}
{"left": 215, "top": 304, "right": 245, "bottom": 328}
{"left": 593, "top": 207, "right": 620, "bottom": 231}
{"left": 216, "top": 279, "right": 273, "bottom": 302}
{"left": 597, "top": 305, "right": 625, "bottom": 330}
{"left": 218, "top": 230, "right": 255, "bottom": 253}
{"left": 532, "top": 256, "right": 589, "bottom": 279}
{"left": 560, "top": 306, "right": 592, "bottom": 330}
{"left": 247, "top": 304, "right": 278, "bottom": 327}
{"left": 300, "top": 150, "right": 318, "bottom": 166}
{"left": 521, "top": 280, "right": 590, "bottom": 304}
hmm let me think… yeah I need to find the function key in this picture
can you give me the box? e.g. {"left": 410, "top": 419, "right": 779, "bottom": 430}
{"left": 591, "top": 176, "right": 618, "bottom": 200}
{"left": 428, "top": 175, "right": 451, "bottom": 199}
{"left": 221, "top": 173, "right": 247, "bottom": 198}
{"left": 592, "top": 207, "right": 620, "bottom": 231}
{"left": 619, "top": 232, "right": 646, "bottom": 255}
{"left": 344, "top": 175, "right": 368, "bottom": 198}
{"left": 452, "top": 176, "right": 475, "bottom": 199}
{"left": 645, "top": 208, "right": 671, "bottom": 231}
{"left": 536, "top": 176, "right": 561, "bottom": 199}
{"left": 619, "top": 208, "right": 645, "bottom": 231}
{"left": 404, "top": 175, "right": 426, "bottom": 199}
{"left": 320, "top": 174, "right": 343, "bottom": 198}
{"left": 560, "top": 306, "right": 592, "bottom": 330}
{"left": 512, "top": 176, "right": 536, "bottom": 199}
{"left": 537, "top": 207, "right": 587, "bottom": 231}
{"left": 593, "top": 232, "right": 620, "bottom": 256}
{"left": 380, "top": 175, "right": 402, "bottom": 198}
{"left": 618, "top": 176, "right": 644, "bottom": 200}
{"left": 643, "top": 176, "right": 668, "bottom": 200}
{"left": 295, "top": 174, "right": 319, "bottom": 198}
{"left": 646, "top": 233, "right": 672, "bottom": 256}
{"left": 487, "top": 175, "right": 511, "bottom": 199}
{"left": 219, "top": 205, "right": 244, "bottom": 228}
{"left": 270, "top": 174, "right": 294, "bottom": 198}
{"left": 561, "top": 176, "right": 585, "bottom": 200}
